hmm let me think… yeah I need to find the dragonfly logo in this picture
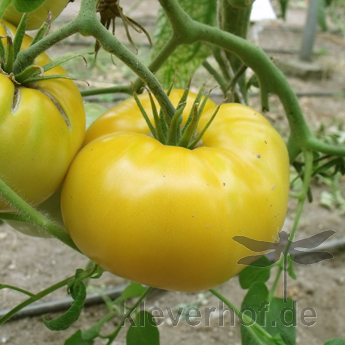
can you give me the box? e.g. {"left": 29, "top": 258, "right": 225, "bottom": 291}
{"left": 233, "top": 230, "right": 335, "bottom": 301}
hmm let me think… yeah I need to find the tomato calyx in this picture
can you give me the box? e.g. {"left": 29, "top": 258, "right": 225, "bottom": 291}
{"left": 133, "top": 80, "right": 220, "bottom": 149}
{"left": 0, "top": 14, "right": 87, "bottom": 86}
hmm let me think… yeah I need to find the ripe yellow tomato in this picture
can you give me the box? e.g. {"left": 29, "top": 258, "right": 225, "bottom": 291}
{"left": 61, "top": 97, "right": 289, "bottom": 292}
{"left": 0, "top": 22, "right": 85, "bottom": 212}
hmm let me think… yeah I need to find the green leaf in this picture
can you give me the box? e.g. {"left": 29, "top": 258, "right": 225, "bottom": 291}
{"left": 116, "top": 282, "right": 147, "bottom": 303}
{"left": 324, "top": 339, "right": 345, "bottom": 345}
{"left": 287, "top": 256, "right": 297, "bottom": 280}
{"left": 273, "top": 333, "right": 288, "bottom": 345}
{"left": 43, "top": 282, "right": 87, "bottom": 331}
{"left": 64, "top": 313, "right": 115, "bottom": 344}
{"left": 64, "top": 330, "right": 93, "bottom": 345}
{"left": 239, "top": 256, "right": 272, "bottom": 289}
{"left": 240, "top": 284, "right": 296, "bottom": 345}
{"left": 83, "top": 102, "right": 107, "bottom": 130}
{"left": 265, "top": 297, "right": 296, "bottom": 345}
{"left": 318, "top": 0, "right": 328, "bottom": 31}
{"left": 126, "top": 311, "right": 160, "bottom": 345}
{"left": 12, "top": 0, "right": 45, "bottom": 13}
{"left": 240, "top": 282, "right": 270, "bottom": 344}
{"left": 152, "top": 0, "right": 217, "bottom": 88}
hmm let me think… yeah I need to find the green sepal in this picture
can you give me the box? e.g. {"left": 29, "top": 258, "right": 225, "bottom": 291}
{"left": 31, "top": 16, "right": 51, "bottom": 46}
{"left": 0, "top": 39, "right": 5, "bottom": 66}
{"left": 132, "top": 88, "right": 157, "bottom": 139}
{"left": 181, "top": 82, "right": 205, "bottom": 136}
{"left": 158, "top": 77, "right": 177, "bottom": 132}
{"left": 166, "top": 103, "right": 186, "bottom": 145}
{"left": 13, "top": 13, "right": 28, "bottom": 59}
{"left": 36, "top": 54, "right": 87, "bottom": 75}
{"left": 178, "top": 103, "right": 199, "bottom": 148}
{"left": 147, "top": 89, "right": 166, "bottom": 143}
{"left": 2, "top": 23, "right": 14, "bottom": 73}
{"left": 23, "top": 74, "right": 88, "bottom": 85}
{"left": 14, "top": 64, "right": 43, "bottom": 83}
{"left": 188, "top": 104, "right": 220, "bottom": 149}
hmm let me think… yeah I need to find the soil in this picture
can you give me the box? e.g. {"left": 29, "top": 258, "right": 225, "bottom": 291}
{"left": 1, "top": 1, "right": 345, "bottom": 344}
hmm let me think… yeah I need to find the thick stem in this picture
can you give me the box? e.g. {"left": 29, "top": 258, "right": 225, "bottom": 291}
{"left": 158, "top": 0, "right": 345, "bottom": 158}
{"left": 220, "top": 0, "right": 252, "bottom": 103}
{"left": 0, "top": 276, "right": 72, "bottom": 325}
{"left": 209, "top": 289, "right": 275, "bottom": 344}
{"left": 13, "top": 20, "right": 79, "bottom": 74}
{"left": 0, "top": 178, "right": 79, "bottom": 252}
{"left": 133, "top": 36, "right": 180, "bottom": 92}
{"left": 105, "top": 286, "right": 154, "bottom": 343}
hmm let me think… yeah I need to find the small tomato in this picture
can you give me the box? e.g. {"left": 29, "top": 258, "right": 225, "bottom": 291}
{"left": 61, "top": 94, "right": 289, "bottom": 292}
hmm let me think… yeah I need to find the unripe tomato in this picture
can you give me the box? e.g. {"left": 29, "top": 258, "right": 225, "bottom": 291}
{"left": 1, "top": 0, "right": 70, "bottom": 30}
{"left": 0, "top": 22, "right": 85, "bottom": 212}
{"left": 61, "top": 94, "right": 289, "bottom": 292}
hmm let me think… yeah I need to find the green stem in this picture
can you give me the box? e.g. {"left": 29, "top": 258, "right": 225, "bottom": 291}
{"left": 13, "top": 20, "right": 80, "bottom": 75}
{"left": 105, "top": 286, "right": 154, "bottom": 344}
{"left": 158, "top": 0, "right": 345, "bottom": 159}
{"left": 202, "top": 60, "right": 227, "bottom": 94}
{"left": 80, "top": 85, "right": 132, "bottom": 97}
{"left": 79, "top": 0, "right": 176, "bottom": 121}
{"left": 209, "top": 289, "right": 275, "bottom": 344}
{"left": 133, "top": 36, "right": 180, "bottom": 92}
{"left": 0, "top": 284, "right": 34, "bottom": 297}
{"left": 268, "top": 150, "right": 312, "bottom": 300}
{"left": 0, "top": 276, "right": 72, "bottom": 325}
{"left": 227, "top": 63, "right": 248, "bottom": 102}
{"left": 220, "top": 0, "right": 252, "bottom": 103}
{"left": 0, "top": 178, "right": 80, "bottom": 252}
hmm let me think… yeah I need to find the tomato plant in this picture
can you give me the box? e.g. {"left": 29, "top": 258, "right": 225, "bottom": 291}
{"left": 62, "top": 100, "right": 289, "bottom": 292}
{"left": 0, "top": 0, "right": 344, "bottom": 344}
{"left": 0, "top": 21, "right": 85, "bottom": 213}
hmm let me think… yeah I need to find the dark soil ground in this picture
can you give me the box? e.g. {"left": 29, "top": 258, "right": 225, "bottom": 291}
{"left": 1, "top": 1, "right": 345, "bottom": 344}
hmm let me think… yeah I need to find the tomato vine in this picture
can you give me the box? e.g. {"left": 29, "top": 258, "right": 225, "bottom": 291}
{"left": 0, "top": 0, "right": 345, "bottom": 344}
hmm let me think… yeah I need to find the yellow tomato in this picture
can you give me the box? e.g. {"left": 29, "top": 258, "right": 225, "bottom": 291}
{"left": 0, "top": 22, "right": 85, "bottom": 212}
{"left": 61, "top": 98, "right": 289, "bottom": 292}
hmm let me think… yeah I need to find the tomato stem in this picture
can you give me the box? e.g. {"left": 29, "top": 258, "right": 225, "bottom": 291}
{"left": 104, "top": 286, "right": 154, "bottom": 343}
{"left": 0, "top": 178, "right": 80, "bottom": 253}
{"left": 0, "top": 276, "right": 73, "bottom": 326}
